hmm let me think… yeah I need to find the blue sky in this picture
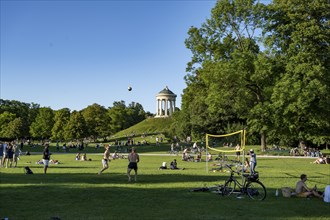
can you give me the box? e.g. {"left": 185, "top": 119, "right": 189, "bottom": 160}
{"left": 1, "top": 0, "right": 217, "bottom": 113}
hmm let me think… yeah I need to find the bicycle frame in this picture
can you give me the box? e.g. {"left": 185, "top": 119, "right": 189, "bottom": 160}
{"left": 226, "top": 166, "right": 247, "bottom": 192}
{"left": 222, "top": 165, "right": 267, "bottom": 200}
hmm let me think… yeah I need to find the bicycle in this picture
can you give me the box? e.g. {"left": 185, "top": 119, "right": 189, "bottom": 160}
{"left": 222, "top": 164, "right": 267, "bottom": 200}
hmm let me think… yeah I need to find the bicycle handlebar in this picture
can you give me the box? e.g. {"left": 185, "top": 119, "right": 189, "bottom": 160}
{"left": 225, "top": 164, "right": 241, "bottom": 175}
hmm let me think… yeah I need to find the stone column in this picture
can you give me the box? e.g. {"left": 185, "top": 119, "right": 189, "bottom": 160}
{"left": 169, "top": 100, "right": 172, "bottom": 115}
{"left": 157, "top": 99, "right": 160, "bottom": 116}
{"left": 164, "top": 99, "right": 168, "bottom": 116}
{"left": 161, "top": 99, "right": 164, "bottom": 116}
{"left": 156, "top": 99, "right": 158, "bottom": 116}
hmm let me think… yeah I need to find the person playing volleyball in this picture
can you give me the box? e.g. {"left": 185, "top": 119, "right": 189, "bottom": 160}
{"left": 98, "top": 145, "right": 110, "bottom": 175}
{"left": 127, "top": 148, "right": 140, "bottom": 182}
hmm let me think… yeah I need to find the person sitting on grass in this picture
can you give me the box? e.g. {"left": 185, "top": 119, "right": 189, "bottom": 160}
{"left": 170, "top": 159, "right": 178, "bottom": 169}
{"left": 206, "top": 153, "right": 212, "bottom": 162}
{"left": 238, "top": 158, "right": 250, "bottom": 173}
{"left": 182, "top": 147, "right": 189, "bottom": 161}
{"left": 312, "top": 156, "right": 328, "bottom": 164}
{"left": 295, "top": 174, "right": 323, "bottom": 198}
{"left": 75, "top": 153, "right": 81, "bottom": 161}
{"left": 170, "top": 159, "right": 184, "bottom": 170}
{"left": 195, "top": 152, "right": 202, "bottom": 162}
{"left": 112, "top": 151, "right": 120, "bottom": 159}
{"left": 159, "top": 161, "right": 167, "bottom": 170}
{"left": 81, "top": 153, "right": 87, "bottom": 161}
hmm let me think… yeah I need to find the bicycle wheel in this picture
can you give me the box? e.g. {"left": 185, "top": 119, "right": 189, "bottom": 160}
{"left": 246, "top": 181, "right": 267, "bottom": 200}
{"left": 222, "top": 179, "right": 236, "bottom": 196}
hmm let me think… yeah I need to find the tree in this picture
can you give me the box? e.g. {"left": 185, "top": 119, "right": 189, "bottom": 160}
{"left": 81, "top": 103, "right": 111, "bottom": 141}
{"left": 0, "top": 111, "right": 23, "bottom": 139}
{"left": 29, "top": 107, "right": 54, "bottom": 140}
{"left": 169, "top": 109, "right": 191, "bottom": 141}
{"left": 63, "top": 111, "right": 87, "bottom": 141}
{"left": 108, "top": 101, "right": 127, "bottom": 133}
{"left": 51, "top": 108, "right": 71, "bottom": 141}
{"left": 265, "top": 0, "right": 330, "bottom": 147}
{"left": 183, "top": 0, "right": 271, "bottom": 149}
{"left": 126, "top": 102, "right": 146, "bottom": 127}
{"left": 0, "top": 99, "right": 40, "bottom": 137}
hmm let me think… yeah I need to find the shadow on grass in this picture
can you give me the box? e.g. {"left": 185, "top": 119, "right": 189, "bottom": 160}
{"left": 283, "top": 173, "right": 328, "bottom": 185}
{"left": 0, "top": 172, "right": 226, "bottom": 185}
{"left": 1, "top": 175, "right": 329, "bottom": 220}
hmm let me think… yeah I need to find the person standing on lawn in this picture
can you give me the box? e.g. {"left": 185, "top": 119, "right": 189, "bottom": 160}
{"left": 249, "top": 149, "right": 257, "bottom": 174}
{"left": 127, "top": 147, "right": 140, "bottom": 182}
{"left": 42, "top": 143, "right": 51, "bottom": 174}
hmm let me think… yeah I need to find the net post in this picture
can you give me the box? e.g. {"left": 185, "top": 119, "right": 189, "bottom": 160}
{"left": 205, "top": 134, "right": 209, "bottom": 173}
{"left": 206, "top": 143, "right": 208, "bottom": 173}
{"left": 241, "top": 129, "right": 246, "bottom": 185}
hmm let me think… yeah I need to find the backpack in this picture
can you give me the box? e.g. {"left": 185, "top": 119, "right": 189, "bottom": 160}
{"left": 24, "top": 166, "right": 33, "bottom": 174}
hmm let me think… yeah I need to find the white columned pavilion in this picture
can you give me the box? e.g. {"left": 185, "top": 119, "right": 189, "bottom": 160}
{"left": 155, "top": 86, "right": 177, "bottom": 118}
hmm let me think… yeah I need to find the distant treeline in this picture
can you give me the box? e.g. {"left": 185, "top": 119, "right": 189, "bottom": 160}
{"left": 0, "top": 99, "right": 152, "bottom": 141}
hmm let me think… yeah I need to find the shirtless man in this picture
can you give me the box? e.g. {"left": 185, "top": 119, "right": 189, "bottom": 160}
{"left": 98, "top": 145, "right": 110, "bottom": 175}
{"left": 295, "top": 174, "right": 322, "bottom": 198}
{"left": 127, "top": 148, "right": 140, "bottom": 182}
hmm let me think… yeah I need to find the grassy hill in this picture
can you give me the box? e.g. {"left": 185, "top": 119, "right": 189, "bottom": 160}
{"left": 111, "top": 117, "right": 173, "bottom": 139}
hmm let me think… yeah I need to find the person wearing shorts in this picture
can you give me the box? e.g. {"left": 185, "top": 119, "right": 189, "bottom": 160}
{"left": 98, "top": 145, "right": 110, "bottom": 175}
{"left": 249, "top": 149, "right": 257, "bottom": 174}
{"left": 295, "top": 174, "right": 323, "bottom": 198}
{"left": 127, "top": 148, "right": 139, "bottom": 182}
{"left": 42, "top": 144, "right": 50, "bottom": 174}
{"left": 6, "top": 143, "right": 14, "bottom": 168}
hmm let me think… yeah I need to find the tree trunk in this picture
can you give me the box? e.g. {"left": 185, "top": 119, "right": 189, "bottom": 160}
{"left": 260, "top": 131, "right": 266, "bottom": 152}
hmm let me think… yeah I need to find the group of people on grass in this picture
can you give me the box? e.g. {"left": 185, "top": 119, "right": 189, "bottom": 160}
{"left": 0, "top": 141, "right": 21, "bottom": 168}
{"left": 39, "top": 143, "right": 140, "bottom": 182}
{"left": 75, "top": 152, "right": 89, "bottom": 161}
{"left": 159, "top": 159, "right": 184, "bottom": 170}
{"left": 181, "top": 147, "right": 202, "bottom": 162}
{"left": 3, "top": 140, "right": 329, "bottom": 202}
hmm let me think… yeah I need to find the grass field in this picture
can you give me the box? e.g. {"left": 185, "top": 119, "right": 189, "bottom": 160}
{"left": 1, "top": 151, "right": 329, "bottom": 220}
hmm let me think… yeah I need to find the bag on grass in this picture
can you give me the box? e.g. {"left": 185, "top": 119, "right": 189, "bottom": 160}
{"left": 24, "top": 166, "right": 33, "bottom": 174}
{"left": 281, "top": 187, "right": 293, "bottom": 197}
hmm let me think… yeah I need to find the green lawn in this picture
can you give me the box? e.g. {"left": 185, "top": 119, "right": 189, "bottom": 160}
{"left": 1, "top": 152, "right": 329, "bottom": 220}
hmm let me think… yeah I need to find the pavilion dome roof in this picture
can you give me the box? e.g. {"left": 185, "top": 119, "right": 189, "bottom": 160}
{"left": 157, "top": 86, "right": 177, "bottom": 97}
